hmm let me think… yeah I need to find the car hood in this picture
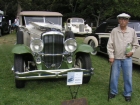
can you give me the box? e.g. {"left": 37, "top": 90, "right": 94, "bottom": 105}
{"left": 28, "top": 22, "right": 62, "bottom": 31}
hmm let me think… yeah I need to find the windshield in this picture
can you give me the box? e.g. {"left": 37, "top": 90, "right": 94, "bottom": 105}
{"left": 128, "top": 22, "right": 140, "bottom": 31}
{"left": 24, "top": 16, "right": 62, "bottom": 26}
{"left": 71, "top": 18, "right": 84, "bottom": 23}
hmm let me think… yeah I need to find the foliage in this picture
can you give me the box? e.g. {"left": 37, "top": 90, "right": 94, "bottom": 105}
{"left": 0, "top": 0, "right": 140, "bottom": 26}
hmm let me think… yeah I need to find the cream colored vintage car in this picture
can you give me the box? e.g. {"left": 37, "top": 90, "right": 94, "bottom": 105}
{"left": 84, "top": 20, "right": 140, "bottom": 65}
{"left": 64, "top": 17, "right": 92, "bottom": 35}
{"left": 11, "top": 11, "right": 94, "bottom": 88}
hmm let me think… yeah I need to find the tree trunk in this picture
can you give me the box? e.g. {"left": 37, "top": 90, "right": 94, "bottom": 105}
{"left": 17, "top": 1, "right": 22, "bottom": 16}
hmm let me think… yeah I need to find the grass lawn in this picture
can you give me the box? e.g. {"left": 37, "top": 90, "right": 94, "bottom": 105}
{"left": 0, "top": 33, "right": 140, "bottom": 105}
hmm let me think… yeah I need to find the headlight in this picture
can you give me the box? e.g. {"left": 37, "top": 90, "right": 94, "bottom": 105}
{"left": 64, "top": 38, "right": 77, "bottom": 52}
{"left": 30, "top": 38, "right": 44, "bottom": 52}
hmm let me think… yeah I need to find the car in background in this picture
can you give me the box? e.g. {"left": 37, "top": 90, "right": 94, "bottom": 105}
{"left": 84, "top": 19, "right": 140, "bottom": 65}
{"left": 0, "top": 10, "right": 11, "bottom": 36}
{"left": 11, "top": 11, "right": 94, "bottom": 88}
{"left": 64, "top": 17, "right": 92, "bottom": 35}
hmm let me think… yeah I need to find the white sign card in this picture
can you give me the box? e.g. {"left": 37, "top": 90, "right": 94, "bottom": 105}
{"left": 67, "top": 72, "right": 83, "bottom": 85}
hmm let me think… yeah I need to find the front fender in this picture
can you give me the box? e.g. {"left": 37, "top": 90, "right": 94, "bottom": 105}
{"left": 12, "top": 44, "right": 32, "bottom": 54}
{"left": 75, "top": 44, "right": 93, "bottom": 53}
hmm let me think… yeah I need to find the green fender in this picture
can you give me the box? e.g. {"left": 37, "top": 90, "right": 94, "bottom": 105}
{"left": 75, "top": 44, "right": 93, "bottom": 53}
{"left": 12, "top": 44, "right": 32, "bottom": 54}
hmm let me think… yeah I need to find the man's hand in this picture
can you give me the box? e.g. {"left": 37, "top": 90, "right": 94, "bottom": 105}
{"left": 126, "top": 52, "right": 133, "bottom": 57}
{"left": 109, "top": 58, "right": 114, "bottom": 65}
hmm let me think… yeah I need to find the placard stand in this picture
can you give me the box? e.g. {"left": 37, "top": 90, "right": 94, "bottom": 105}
{"left": 61, "top": 72, "right": 88, "bottom": 105}
{"left": 69, "top": 85, "right": 80, "bottom": 99}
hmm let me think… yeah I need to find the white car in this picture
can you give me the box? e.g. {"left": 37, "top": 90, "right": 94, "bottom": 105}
{"left": 84, "top": 20, "right": 140, "bottom": 65}
{"left": 64, "top": 18, "right": 92, "bottom": 35}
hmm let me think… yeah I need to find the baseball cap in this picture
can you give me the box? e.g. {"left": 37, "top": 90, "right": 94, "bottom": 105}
{"left": 117, "top": 13, "right": 131, "bottom": 19}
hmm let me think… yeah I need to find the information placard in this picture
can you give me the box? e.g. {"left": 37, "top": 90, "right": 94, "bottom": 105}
{"left": 67, "top": 72, "right": 83, "bottom": 85}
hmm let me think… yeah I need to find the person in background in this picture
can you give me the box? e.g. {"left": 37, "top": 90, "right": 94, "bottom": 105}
{"left": 107, "top": 13, "right": 139, "bottom": 102}
{"left": 14, "top": 16, "right": 19, "bottom": 32}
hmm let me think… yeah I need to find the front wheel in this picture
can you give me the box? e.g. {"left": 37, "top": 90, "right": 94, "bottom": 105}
{"left": 14, "top": 54, "right": 25, "bottom": 88}
{"left": 75, "top": 53, "right": 92, "bottom": 83}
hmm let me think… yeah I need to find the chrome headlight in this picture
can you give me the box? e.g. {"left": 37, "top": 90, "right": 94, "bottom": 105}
{"left": 30, "top": 38, "right": 44, "bottom": 52}
{"left": 64, "top": 38, "right": 77, "bottom": 52}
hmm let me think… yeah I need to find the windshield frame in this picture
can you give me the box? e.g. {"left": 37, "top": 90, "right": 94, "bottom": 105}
{"left": 71, "top": 18, "right": 84, "bottom": 23}
{"left": 24, "top": 16, "right": 62, "bottom": 26}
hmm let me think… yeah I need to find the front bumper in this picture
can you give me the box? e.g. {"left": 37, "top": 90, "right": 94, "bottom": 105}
{"left": 14, "top": 68, "right": 94, "bottom": 80}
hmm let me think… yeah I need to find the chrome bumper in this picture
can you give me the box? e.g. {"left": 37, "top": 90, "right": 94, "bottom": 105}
{"left": 14, "top": 68, "right": 94, "bottom": 80}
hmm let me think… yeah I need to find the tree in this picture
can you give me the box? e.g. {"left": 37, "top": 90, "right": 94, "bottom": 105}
{"left": 0, "top": 0, "right": 15, "bottom": 15}
{"left": 78, "top": 0, "right": 118, "bottom": 27}
{"left": 1, "top": 0, "right": 140, "bottom": 27}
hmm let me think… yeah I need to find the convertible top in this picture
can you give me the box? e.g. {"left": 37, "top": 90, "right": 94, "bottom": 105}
{"left": 19, "top": 11, "right": 63, "bottom": 16}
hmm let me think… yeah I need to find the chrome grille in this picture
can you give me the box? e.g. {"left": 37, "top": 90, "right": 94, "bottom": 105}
{"left": 79, "top": 24, "right": 84, "bottom": 32}
{"left": 42, "top": 32, "right": 64, "bottom": 68}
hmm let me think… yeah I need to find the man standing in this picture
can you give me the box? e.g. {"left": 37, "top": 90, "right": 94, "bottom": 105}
{"left": 107, "top": 13, "right": 139, "bottom": 101}
{"left": 14, "top": 16, "right": 19, "bottom": 32}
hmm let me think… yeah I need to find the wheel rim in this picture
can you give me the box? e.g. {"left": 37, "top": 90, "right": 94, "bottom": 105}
{"left": 75, "top": 58, "right": 82, "bottom": 68}
{"left": 89, "top": 40, "right": 97, "bottom": 55}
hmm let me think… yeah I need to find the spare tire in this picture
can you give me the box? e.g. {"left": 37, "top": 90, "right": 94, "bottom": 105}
{"left": 17, "top": 31, "right": 23, "bottom": 44}
{"left": 65, "top": 31, "right": 75, "bottom": 40}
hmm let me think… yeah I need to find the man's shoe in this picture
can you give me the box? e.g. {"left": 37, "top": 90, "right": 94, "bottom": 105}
{"left": 124, "top": 96, "right": 131, "bottom": 102}
{"left": 109, "top": 93, "right": 116, "bottom": 99}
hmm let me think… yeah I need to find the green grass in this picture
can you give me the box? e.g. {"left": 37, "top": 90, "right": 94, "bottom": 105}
{"left": 0, "top": 33, "right": 140, "bottom": 105}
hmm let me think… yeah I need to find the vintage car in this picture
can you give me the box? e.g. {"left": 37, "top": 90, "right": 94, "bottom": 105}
{"left": 0, "top": 10, "right": 11, "bottom": 36}
{"left": 11, "top": 11, "right": 94, "bottom": 88}
{"left": 84, "top": 19, "right": 140, "bottom": 65}
{"left": 64, "top": 17, "right": 92, "bottom": 35}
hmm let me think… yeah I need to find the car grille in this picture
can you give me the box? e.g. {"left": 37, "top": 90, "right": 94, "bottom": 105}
{"left": 79, "top": 24, "right": 84, "bottom": 32}
{"left": 42, "top": 33, "right": 64, "bottom": 68}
